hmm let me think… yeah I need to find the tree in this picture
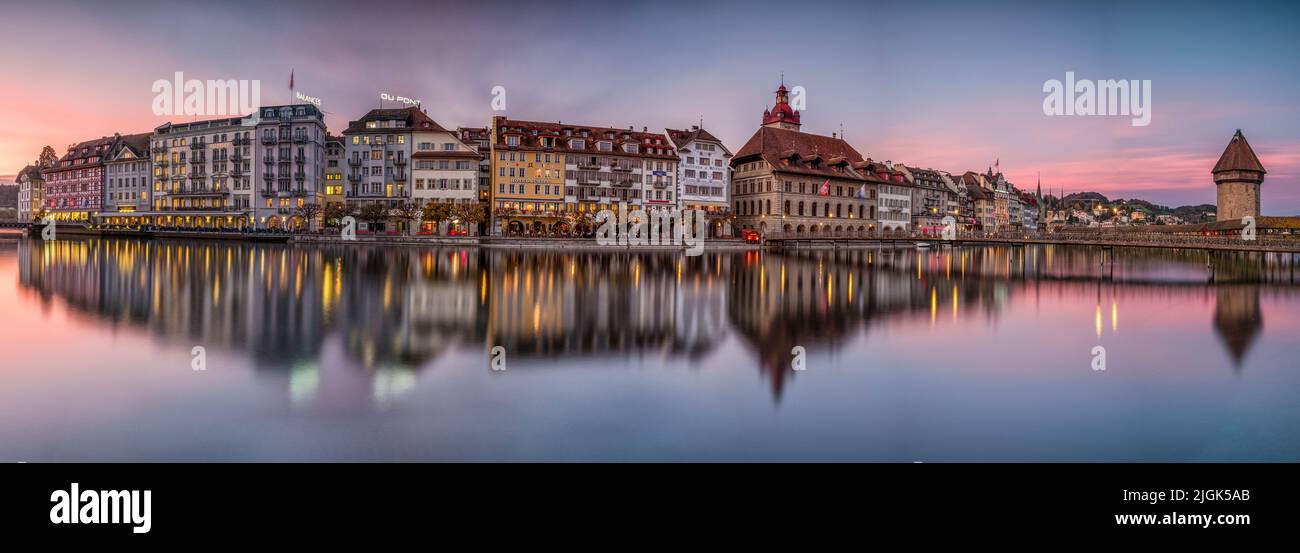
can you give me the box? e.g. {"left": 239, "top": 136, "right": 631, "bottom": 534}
{"left": 322, "top": 202, "right": 353, "bottom": 229}
{"left": 421, "top": 201, "right": 452, "bottom": 235}
{"left": 38, "top": 146, "right": 58, "bottom": 168}
{"left": 394, "top": 201, "right": 424, "bottom": 235}
{"left": 458, "top": 203, "right": 486, "bottom": 236}
{"left": 359, "top": 202, "right": 389, "bottom": 232}
{"left": 294, "top": 203, "right": 323, "bottom": 232}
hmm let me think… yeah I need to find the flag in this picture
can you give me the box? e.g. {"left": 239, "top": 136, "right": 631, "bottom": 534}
{"left": 856, "top": 184, "right": 866, "bottom": 198}
{"left": 818, "top": 180, "right": 830, "bottom": 196}
{"left": 289, "top": 69, "right": 294, "bottom": 91}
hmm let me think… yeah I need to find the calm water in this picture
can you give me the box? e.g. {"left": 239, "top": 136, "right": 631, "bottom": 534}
{"left": 2, "top": 236, "right": 1298, "bottom": 461}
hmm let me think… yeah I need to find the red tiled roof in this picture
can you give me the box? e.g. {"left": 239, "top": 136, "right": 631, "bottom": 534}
{"left": 491, "top": 116, "right": 677, "bottom": 160}
{"left": 732, "top": 126, "right": 868, "bottom": 181}
{"left": 1212, "top": 129, "right": 1266, "bottom": 174}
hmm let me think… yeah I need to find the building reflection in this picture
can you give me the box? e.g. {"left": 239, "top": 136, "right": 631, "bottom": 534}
{"left": 14, "top": 238, "right": 1289, "bottom": 405}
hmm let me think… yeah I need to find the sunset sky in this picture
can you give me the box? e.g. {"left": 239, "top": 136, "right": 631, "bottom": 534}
{"left": 2, "top": 0, "right": 1298, "bottom": 212}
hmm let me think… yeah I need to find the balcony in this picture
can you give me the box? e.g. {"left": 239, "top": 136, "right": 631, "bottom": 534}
{"left": 189, "top": 142, "right": 206, "bottom": 150}
{"left": 260, "top": 135, "right": 276, "bottom": 145}
{"left": 231, "top": 152, "right": 244, "bottom": 162}
{"left": 650, "top": 180, "right": 670, "bottom": 188}
{"left": 152, "top": 145, "right": 167, "bottom": 154}
{"left": 611, "top": 165, "right": 633, "bottom": 172}
{"left": 294, "top": 172, "right": 306, "bottom": 180}
{"left": 577, "top": 161, "right": 601, "bottom": 170}
{"left": 348, "top": 158, "right": 362, "bottom": 167}
{"left": 347, "top": 174, "right": 362, "bottom": 183}
{"left": 393, "top": 174, "right": 408, "bottom": 183}
{"left": 611, "top": 180, "right": 635, "bottom": 188}
{"left": 155, "top": 159, "right": 169, "bottom": 167}
{"left": 293, "top": 134, "right": 308, "bottom": 143}
{"left": 232, "top": 136, "right": 248, "bottom": 147}
{"left": 393, "top": 157, "right": 407, "bottom": 166}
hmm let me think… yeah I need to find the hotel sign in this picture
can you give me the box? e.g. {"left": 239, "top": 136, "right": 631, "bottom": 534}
{"left": 380, "top": 93, "right": 421, "bottom": 107}
{"left": 295, "top": 91, "right": 322, "bottom": 107}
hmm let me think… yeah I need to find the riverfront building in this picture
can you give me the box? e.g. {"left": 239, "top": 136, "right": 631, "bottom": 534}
{"left": 343, "top": 107, "right": 425, "bottom": 232}
{"left": 874, "top": 161, "right": 913, "bottom": 234}
{"left": 412, "top": 121, "right": 482, "bottom": 233}
{"left": 151, "top": 115, "right": 254, "bottom": 229}
{"left": 324, "top": 135, "right": 346, "bottom": 209}
{"left": 730, "top": 83, "right": 878, "bottom": 238}
{"left": 667, "top": 125, "right": 733, "bottom": 237}
{"left": 488, "top": 116, "right": 678, "bottom": 236}
{"left": 16, "top": 164, "right": 44, "bottom": 221}
{"left": 103, "top": 133, "right": 152, "bottom": 220}
{"left": 253, "top": 104, "right": 328, "bottom": 229}
{"left": 44, "top": 135, "right": 121, "bottom": 222}
{"left": 898, "top": 165, "right": 950, "bottom": 234}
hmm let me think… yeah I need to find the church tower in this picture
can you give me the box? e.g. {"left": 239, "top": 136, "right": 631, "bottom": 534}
{"left": 1213, "top": 129, "right": 1266, "bottom": 221}
{"left": 761, "top": 83, "right": 802, "bottom": 131}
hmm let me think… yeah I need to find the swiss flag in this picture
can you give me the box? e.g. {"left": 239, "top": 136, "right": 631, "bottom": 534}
{"left": 818, "top": 180, "right": 830, "bottom": 196}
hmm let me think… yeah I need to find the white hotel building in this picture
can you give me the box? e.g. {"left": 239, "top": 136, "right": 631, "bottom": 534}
{"left": 667, "top": 126, "right": 732, "bottom": 237}
{"left": 142, "top": 103, "right": 327, "bottom": 230}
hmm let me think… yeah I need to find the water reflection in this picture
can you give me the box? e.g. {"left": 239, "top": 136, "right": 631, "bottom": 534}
{"left": 11, "top": 238, "right": 1293, "bottom": 404}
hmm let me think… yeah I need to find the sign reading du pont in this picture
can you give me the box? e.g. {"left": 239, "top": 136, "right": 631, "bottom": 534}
{"left": 380, "top": 93, "right": 421, "bottom": 107}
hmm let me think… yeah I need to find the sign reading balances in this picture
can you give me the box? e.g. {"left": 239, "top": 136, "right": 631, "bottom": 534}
{"left": 380, "top": 93, "right": 421, "bottom": 106}
{"left": 295, "top": 91, "right": 322, "bottom": 107}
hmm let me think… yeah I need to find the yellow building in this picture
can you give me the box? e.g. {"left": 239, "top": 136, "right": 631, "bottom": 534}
{"left": 489, "top": 116, "right": 568, "bottom": 236}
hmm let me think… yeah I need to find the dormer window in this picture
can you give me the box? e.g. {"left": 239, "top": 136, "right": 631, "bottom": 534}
{"left": 597, "top": 141, "right": 612, "bottom": 152}
{"left": 569, "top": 139, "right": 586, "bottom": 149}
{"left": 623, "top": 143, "right": 639, "bottom": 154}
{"left": 506, "top": 136, "right": 520, "bottom": 146}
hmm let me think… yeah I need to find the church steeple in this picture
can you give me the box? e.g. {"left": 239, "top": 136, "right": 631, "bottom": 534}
{"left": 762, "top": 80, "right": 801, "bottom": 130}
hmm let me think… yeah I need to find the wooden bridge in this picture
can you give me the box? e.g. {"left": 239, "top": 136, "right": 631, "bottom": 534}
{"left": 766, "top": 233, "right": 1300, "bottom": 254}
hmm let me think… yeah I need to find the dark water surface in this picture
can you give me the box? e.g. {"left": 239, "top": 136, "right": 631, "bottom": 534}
{"left": 2, "top": 237, "right": 1298, "bottom": 461}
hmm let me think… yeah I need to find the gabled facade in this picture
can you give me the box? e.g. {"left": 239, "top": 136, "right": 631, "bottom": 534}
{"left": 103, "top": 133, "right": 152, "bottom": 219}
{"left": 44, "top": 136, "right": 117, "bottom": 221}
{"left": 667, "top": 125, "right": 732, "bottom": 236}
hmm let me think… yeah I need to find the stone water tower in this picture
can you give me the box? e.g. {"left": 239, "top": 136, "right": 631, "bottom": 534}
{"left": 1213, "top": 129, "right": 1266, "bottom": 221}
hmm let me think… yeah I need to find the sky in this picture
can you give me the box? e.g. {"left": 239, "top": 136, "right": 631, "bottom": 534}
{"left": 1, "top": 0, "right": 1298, "bottom": 212}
